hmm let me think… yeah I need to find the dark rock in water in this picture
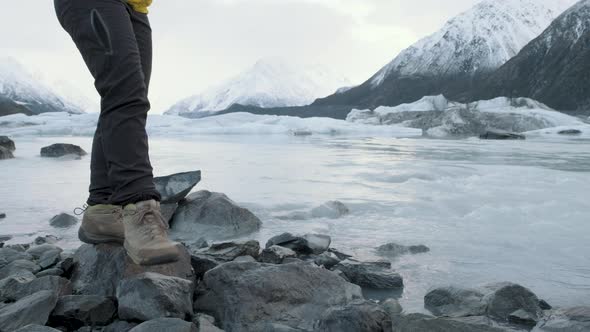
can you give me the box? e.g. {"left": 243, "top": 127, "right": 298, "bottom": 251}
{"left": 202, "top": 240, "right": 261, "bottom": 262}
{"left": 50, "top": 295, "right": 116, "bottom": 328}
{"left": 129, "top": 318, "right": 197, "bottom": 332}
{"left": 71, "top": 243, "right": 194, "bottom": 297}
{"left": 424, "top": 286, "right": 487, "bottom": 318}
{"left": 508, "top": 309, "right": 538, "bottom": 327}
{"left": 334, "top": 260, "right": 403, "bottom": 290}
{"left": 0, "top": 290, "right": 58, "bottom": 331}
{"left": 265, "top": 233, "right": 331, "bottom": 255}
{"left": 34, "top": 235, "right": 59, "bottom": 245}
{"left": 316, "top": 301, "right": 393, "bottom": 332}
{"left": 328, "top": 248, "right": 354, "bottom": 261}
{"left": 40, "top": 143, "right": 87, "bottom": 158}
{"left": 310, "top": 201, "right": 350, "bottom": 219}
{"left": 117, "top": 272, "right": 193, "bottom": 321}
{"left": 479, "top": 130, "right": 526, "bottom": 140}
{"left": 0, "top": 259, "right": 40, "bottom": 279}
{"left": 533, "top": 306, "right": 590, "bottom": 332}
{"left": 26, "top": 244, "right": 61, "bottom": 260}
{"left": 192, "top": 313, "right": 224, "bottom": 332}
{"left": 14, "top": 325, "right": 62, "bottom": 331}
{"left": 259, "top": 245, "right": 297, "bottom": 264}
{"left": 0, "top": 276, "right": 72, "bottom": 302}
{"left": 0, "top": 213, "right": 6, "bottom": 219}
{"left": 558, "top": 129, "right": 582, "bottom": 135}
{"left": 49, "top": 213, "right": 78, "bottom": 228}
{"left": 171, "top": 190, "right": 262, "bottom": 241}
{"left": 381, "top": 298, "right": 403, "bottom": 316}
{"left": 313, "top": 252, "right": 341, "bottom": 269}
{"left": 0, "top": 136, "right": 15, "bottom": 152}
{"left": 0, "top": 247, "right": 33, "bottom": 269}
{"left": 484, "top": 282, "right": 542, "bottom": 323}
{"left": 376, "top": 242, "right": 430, "bottom": 257}
{"left": 391, "top": 313, "right": 506, "bottom": 332}
{"left": 35, "top": 268, "right": 64, "bottom": 277}
{"left": 154, "top": 171, "right": 201, "bottom": 204}
{"left": 539, "top": 299, "right": 552, "bottom": 310}
{"left": 0, "top": 146, "right": 14, "bottom": 160}
{"left": 194, "top": 262, "right": 362, "bottom": 331}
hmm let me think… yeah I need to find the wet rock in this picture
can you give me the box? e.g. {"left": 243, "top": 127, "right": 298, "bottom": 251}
{"left": 483, "top": 282, "right": 542, "bottom": 322}
{"left": 101, "top": 320, "right": 138, "bottom": 332}
{"left": 154, "top": 171, "right": 201, "bottom": 204}
{"left": 313, "top": 252, "right": 341, "bottom": 269}
{"left": 14, "top": 325, "right": 61, "bottom": 332}
{"left": 259, "top": 245, "right": 297, "bottom": 264}
{"left": 129, "top": 318, "right": 197, "bottom": 332}
{"left": 171, "top": 191, "right": 262, "bottom": 242}
{"left": 0, "top": 276, "right": 72, "bottom": 302}
{"left": 0, "top": 214, "right": 6, "bottom": 220}
{"left": 0, "top": 290, "right": 58, "bottom": 331}
{"left": 194, "top": 262, "right": 363, "bottom": 331}
{"left": 4, "top": 244, "right": 30, "bottom": 252}
{"left": 532, "top": 306, "right": 590, "bottom": 332}
{"left": 34, "top": 235, "right": 59, "bottom": 245}
{"left": 190, "top": 254, "right": 220, "bottom": 280}
{"left": 328, "top": 248, "right": 354, "bottom": 261}
{"left": 316, "top": 301, "right": 392, "bottom": 332}
{"left": 376, "top": 243, "right": 430, "bottom": 257}
{"left": 424, "top": 286, "right": 487, "bottom": 318}
{"left": 117, "top": 272, "right": 193, "bottom": 321}
{"left": 0, "top": 247, "right": 33, "bottom": 268}
{"left": 233, "top": 255, "right": 256, "bottom": 263}
{"left": 539, "top": 299, "right": 552, "bottom": 310}
{"left": 0, "top": 136, "right": 15, "bottom": 152}
{"left": 334, "top": 260, "right": 404, "bottom": 290}
{"left": 161, "top": 203, "right": 178, "bottom": 224}
{"left": 310, "top": 201, "right": 350, "bottom": 219}
{"left": 35, "top": 268, "right": 64, "bottom": 277}
{"left": 391, "top": 313, "right": 506, "bottom": 332}
{"left": 381, "top": 298, "right": 403, "bottom": 316}
{"left": 479, "top": 130, "right": 525, "bottom": 140}
{"left": 508, "top": 309, "right": 538, "bottom": 327}
{"left": 0, "top": 146, "right": 14, "bottom": 160}
{"left": 192, "top": 313, "right": 224, "bottom": 332}
{"left": 49, "top": 213, "right": 78, "bottom": 228}
{"left": 0, "top": 259, "right": 40, "bottom": 279}
{"left": 557, "top": 129, "right": 582, "bottom": 135}
{"left": 71, "top": 243, "right": 194, "bottom": 297}
{"left": 50, "top": 295, "right": 116, "bottom": 329}
{"left": 26, "top": 244, "right": 62, "bottom": 260}
{"left": 201, "top": 240, "right": 261, "bottom": 262}
{"left": 265, "top": 233, "right": 331, "bottom": 255}
{"left": 40, "top": 143, "right": 87, "bottom": 158}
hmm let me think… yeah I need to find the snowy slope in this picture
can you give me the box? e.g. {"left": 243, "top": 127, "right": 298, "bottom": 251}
{"left": 0, "top": 57, "right": 83, "bottom": 115}
{"left": 165, "top": 58, "right": 350, "bottom": 117}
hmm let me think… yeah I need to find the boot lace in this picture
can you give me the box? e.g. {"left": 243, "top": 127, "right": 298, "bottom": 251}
{"left": 131, "top": 206, "right": 169, "bottom": 240}
{"left": 73, "top": 204, "right": 89, "bottom": 216}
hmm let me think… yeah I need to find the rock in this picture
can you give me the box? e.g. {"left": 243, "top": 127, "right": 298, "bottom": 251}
{"left": 129, "top": 318, "right": 197, "bottom": 332}
{"left": 190, "top": 254, "right": 220, "bottom": 280}
{"left": 193, "top": 237, "right": 209, "bottom": 249}
{"left": 192, "top": 313, "right": 224, "bottom": 332}
{"left": 194, "top": 262, "right": 363, "bottom": 331}
{"left": 233, "top": 255, "right": 256, "bottom": 263}
{"left": 14, "top": 325, "right": 61, "bottom": 332}
{"left": 117, "top": 272, "right": 193, "bottom": 321}
{"left": 161, "top": 203, "right": 178, "bottom": 224}
{"left": 154, "top": 171, "right": 201, "bottom": 204}
{"left": 0, "top": 146, "right": 14, "bottom": 160}
{"left": 202, "top": 240, "right": 261, "bottom": 262}
{"left": 316, "top": 301, "right": 392, "bottom": 332}
{"left": 265, "top": 233, "right": 331, "bottom": 255}
{"left": 259, "top": 245, "right": 297, "bottom": 264}
{"left": 35, "top": 268, "right": 64, "bottom": 277}
{"left": 0, "top": 214, "right": 6, "bottom": 220}
{"left": 0, "top": 247, "right": 33, "bottom": 268}
{"left": 381, "top": 298, "right": 403, "bottom": 316}
{"left": 33, "top": 235, "right": 59, "bottom": 245}
{"left": 49, "top": 213, "right": 78, "bottom": 228}
{"left": 391, "top": 313, "right": 506, "bottom": 332}
{"left": 170, "top": 190, "right": 262, "bottom": 241}
{"left": 71, "top": 243, "right": 194, "bottom": 297}
{"left": 38, "top": 250, "right": 63, "bottom": 270}
{"left": 50, "top": 295, "right": 116, "bottom": 329}
{"left": 0, "top": 290, "right": 58, "bottom": 331}
{"left": 0, "top": 259, "right": 40, "bottom": 279}
{"left": 26, "top": 244, "right": 62, "bottom": 260}
{"left": 40, "top": 143, "right": 87, "bottom": 158}
{"left": 508, "top": 309, "right": 538, "bottom": 327}
{"left": 313, "top": 252, "right": 341, "bottom": 269}
{"left": 4, "top": 244, "right": 30, "bottom": 252}
{"left": 101, "top": 320, "right": 138, "bottom": 332}
{"left": 539, "top": 299, "right": 552, "bottom": 310}
{"left": 483, "top": 282, "right": 542, "bottom": 323}
{"left": 479, "top": 130, "right": 526, "bottom": 140}
{"left": 557, "top": 129, "right": 582, "bottom": 135}
{"left": 532, "top": 306, "right": 590, "bottom": 332}
{"left": 376, "top": 243, "right": 430, "bottom": 257}
{"left": 0, "top": 276, "right": 72, "bottom": 302}
{"left": 0, "top": 136, "right": 15, "bottom": 152}
{"left": 328, "top": 248, "right": 354, "bottom": 261}
{"left": 424, "top": 286, "right": 487, "bottom": 318}
{"left": 334, "top": 260, "right": 404, "bottom": 290}
{"left": 310, "top": 201, "right": 350, "bottom": 219}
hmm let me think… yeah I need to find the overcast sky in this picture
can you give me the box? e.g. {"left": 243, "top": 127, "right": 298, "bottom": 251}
{"left": 0, "top": 0, "right": 479, "bottom": 113}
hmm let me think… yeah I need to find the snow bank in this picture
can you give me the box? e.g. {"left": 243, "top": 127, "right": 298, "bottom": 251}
{"left": 0, "top": 112, "right": 422, "bottom": 138}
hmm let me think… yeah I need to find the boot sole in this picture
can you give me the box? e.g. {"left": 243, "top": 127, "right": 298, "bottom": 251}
{"left": 78, "top": 227, "right": 124, "bottom": 245}
{"left": 124, "top": 240, "right": 181, "bottom": 266}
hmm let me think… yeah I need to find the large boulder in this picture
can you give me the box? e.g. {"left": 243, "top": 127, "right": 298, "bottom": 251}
{"left": 194, "top": 262, "right": 363, "bottom": 331}
{"left": 50, "top": 295, "right": 116, "bottom": 329}
{"left": 483, "top": 282, "right": 543, "bottom": 323}
{"left": 533, "top": 306, "right": 590, "bottom": 332}
{"left": 390, "top": 313, "right": 506, "bottom": 332}
{"left": 154, "top": 171, "right": 201, "bottom": 204}
{"left": 0, "top": 146, "right": 13, "bottom": 160}
{"left": 334, "top": 260, "right": 403, "bottom": 291}
{"left": 376, "top": 243, "right": 430, "bottom": 258}
{"left": 0, "top": 290, "right": 58, "bottom": 331}
{"left": 316, "top": 301, "right": 393, "bottom": 332}
{"left": 0, "top": 259, "right": 40, "bottom": 279}
{"left": 192, "top": 313, "right": 225, "bottom": 332}
{"left": 0, "top": 276, "right": 72, "bottom": 302}
{"left": 117, "top": 272, "right": 193, "bottom": 321}
{"left": 49, "top": 213, "right": 78, "bottom": 228}
{"left": 40, "top": 143, "right": 87, "bottom": 158}
{"left": 70, "top": 243, "right": 194, "bottom": 297}
{"left": 259, "top": 245, "right": 297, "bottom": 264}
{"left": 129, "top": 318, "right": 197, "bottom": 332}
{"left": 0, "top": 247, "right": 33, "bottom": 268}
{"left": 201, "top": 241, "right": 261, "bottom": 262}
{"left": 0, "top": 136, "right": 15, "bottom": 152}
{"left": 14, "top": 325, "right": 61, "bottom": 332}
{"left": 265, "top": 233, "right": 331, "bottom": 255}
{"left": 424, "top": 286, "right": 487, "bottom": 318}
{"left": 171, "top": 191, "right": 262, "bottom": 242}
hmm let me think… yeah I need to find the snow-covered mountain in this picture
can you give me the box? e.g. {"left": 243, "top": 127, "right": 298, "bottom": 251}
{"left": 0, "top": 57, "right": 83, "bottom": 116}
{"left": 165, "top": 58, "right": 350, "bottom": 117}
{"left": 313, "top": 0, "right": 576, "bottom": 110}
{"left": 475, "top": 0, "right": 590, "bottom": 111}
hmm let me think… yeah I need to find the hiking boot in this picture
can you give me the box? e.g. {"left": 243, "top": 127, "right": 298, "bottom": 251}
{"left": 122, "top": 199, "right": 180, "bottom": 265}
{"left": 78, "top": 204, "right": 125, "bottom": 244}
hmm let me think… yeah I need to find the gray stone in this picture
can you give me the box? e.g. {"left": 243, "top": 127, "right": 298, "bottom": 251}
{"left": 259, "top": 245, "right": 297, "bottom": 264}
{"left": 0, "top": 215, "right": 6, "bottom": 220}
{"left": 71, "top": 243, "right": 194, "bottom": 297}
{"left": 193, "top": 237, "right": 209, "bottom": 249}
{"left": 334, "top": 260, "right": 404, "bottom": 290}
{"left": 0, "top": 259, "right": 40, "bottom": 279}
{"left": 233, "top": 255, "right": 256, "bottom": 263}
{"left": 381, "top": 298, "right": 403, "bottom": 316}
{"left": 328, "top": 248, "right": 354, "bottom": 261}
{"left": 376, "top": 242, "right": 430, "bottom": 257}
{"left": 310, "top": 201, "right": 350, "bottom": 219}
{"left": 532, "top": 306, "right": 590, "bottom": 332}
{"left": 154, "top": 171, "right": 201, "bottom": 204}
{"left": 483, "top": 282, "right": 542, "bottom": 322}
{"left": 39, "top": 250, "right": 63, "bottom": 269}
{"left": 194, "top": 262, "right": 363, "bottom": 331}
{"left": 34, "top": 235, "right": 59, "bottom": 245}
{"left": 313, "top": 252, "right": 341, "bottom": 269}
{"left": 260, "top": 323, "right": 304, "bottom": 332}
{"left": 539, "top": 299, "right": 552, "bottom": 310}
{"left": 51, "top": 295, "right": 116, "bottom": 328}
{"left": 0, "top": 136, "right": 15, "bottom": 152}
{"left": 171, "top": 191, "right": 262, "bottom": 241}
{"left": 49, "top": 213, "right": 78, "bottom": 228}
{"left": 265, "top": 233, "right": 331, "bottom": 255}
{"left": 201, "top": 240, "right": 261, "bottom": 262}
{"left": 0, "top": 276, "right": 72, "bottom": 302}
{"left": 161, "top": 203, "right": 178, "bottom": 224}
{"left": 117, "top": 272, "right": 193, "bottom": 321}
{"left": 0, "top": 290, "right": 58, "bottom": 331}
{"left": 26, "top": 244, "right": 62, "bottom": 260}
{"left": 4, "top": 244, "right": 30, "bottom": 252}
{"left": 101, "top": 320, "right": 138, "bottom": 332}
{"left": 316, "top": 301, "right": 392, "bottom": 332}
{"left": 190, "top": 254, "right": 220, "bottom": 280}
{"left": 36, "top": 268, "right": 64, "bottom": 277}
{"left": 192, "top": 313, "right": 224, "bottom": 332}
{"left": 0, "top": 146, "right": 13, "bottom": 160}
{"left": 391, "top": 313, "right": 506, "bottom": 332}
{"left": 0, "top": 247, "right": 33, "bottom": 269}
{"left": 558, "top": 129, "right": 582, "bottom": 135}
{"left": 508, "top": 309, "right": 538, "bottom": 327}
{"left": 15, "top": 325, "right": 61, "bottom": 332}
{"left": 424, "top": 286, "right": 487, "bottom": 318}
{"left": 129, "top": 318, "right": 197, "bottom": 332}
{"left": 40, "top": 143, "right": 87, "bottom": 158}
{"left": 480, "top": 130, "right": 526, "bottom": 140}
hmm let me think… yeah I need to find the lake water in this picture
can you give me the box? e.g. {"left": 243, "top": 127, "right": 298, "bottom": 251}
{"left": 1, "top": 133, "right": 589, "bottom": 313}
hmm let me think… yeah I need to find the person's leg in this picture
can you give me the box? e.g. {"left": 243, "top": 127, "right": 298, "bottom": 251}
{"left": 88, "top": 121, "right": 111, "bottom": 206}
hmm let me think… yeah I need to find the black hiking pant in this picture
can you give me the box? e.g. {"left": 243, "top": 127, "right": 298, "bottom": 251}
{"left": 54, "top": 0, "right": 161, "bottom": 206}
